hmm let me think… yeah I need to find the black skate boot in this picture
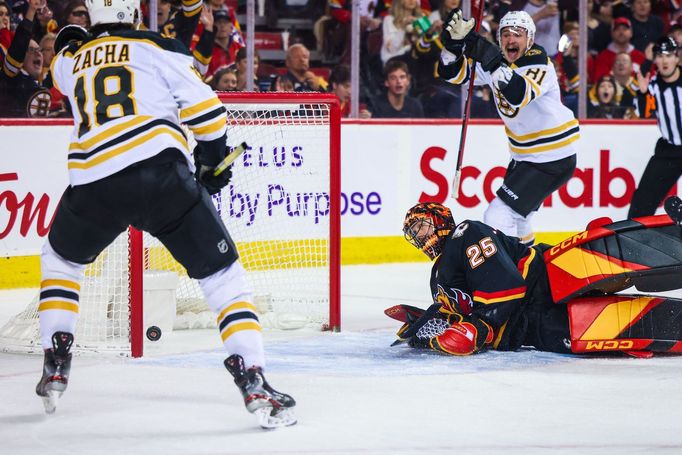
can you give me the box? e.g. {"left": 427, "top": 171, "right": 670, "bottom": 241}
{"left": 224, "top": 354, "right": 296, "bottom": 429}
{"left": 665, "top": 196, "right": 682, "bottom": 225}
{"left": 36, "top": 332, "right": 73, "bottom": 414}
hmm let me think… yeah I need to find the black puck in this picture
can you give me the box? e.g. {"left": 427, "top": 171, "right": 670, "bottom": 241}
{"left": 146, "top": 326, "right": 162, "bottom": 341}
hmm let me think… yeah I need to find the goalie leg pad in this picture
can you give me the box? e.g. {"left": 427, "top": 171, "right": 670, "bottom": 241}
{"left": 568, "top": 294, "right": 682, "bottom": 354}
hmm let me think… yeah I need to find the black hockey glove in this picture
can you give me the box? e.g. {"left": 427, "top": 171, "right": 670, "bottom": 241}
{"left": 195, "top": 162, "right": 232, "bottom": 195}
{"left": 463, "top": 33, "right": 504, "bottom": 73}
{"left": 439, "top": 8, "right": 476, "bottom": 55}
{"left": 193, "top": 140, "right": 232, "bottom": 195}
{"left": 54, "top": 24, "right": 90, "bottom": 53}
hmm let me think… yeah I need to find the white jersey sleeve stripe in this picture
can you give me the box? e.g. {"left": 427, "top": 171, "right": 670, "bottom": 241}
{"left": 180, "top": 97, "right": 223, "bottom": 121}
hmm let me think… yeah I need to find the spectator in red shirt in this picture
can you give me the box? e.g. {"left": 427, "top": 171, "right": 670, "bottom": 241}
{"left": 205, "top": 8, "right": 243, "bottom": 77}
{"left": 593, "top": 16, "right": 646, "bottom": 82}
{"left": 0, "top": 1, "right": 12, "bottom": 52}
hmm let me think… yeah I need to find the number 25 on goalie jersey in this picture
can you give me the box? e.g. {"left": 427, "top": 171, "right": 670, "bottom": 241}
{"left": 50, "top": 29, "right": 227, "bottom": 186}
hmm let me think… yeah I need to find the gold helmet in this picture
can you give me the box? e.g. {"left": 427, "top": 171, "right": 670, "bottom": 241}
{"left": 403, "top": 202, "right": 454, "bottom": 260}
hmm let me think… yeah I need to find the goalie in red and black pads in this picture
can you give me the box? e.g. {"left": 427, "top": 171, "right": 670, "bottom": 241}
{"left": 390, "top": 200, "right": 682, "bottom": 358}
{"left": 395, "top": 202, "right": 571, "bottom": 356}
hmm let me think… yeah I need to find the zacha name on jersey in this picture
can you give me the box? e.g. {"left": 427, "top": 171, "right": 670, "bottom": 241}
{"left": 72, "top": 43, "right": 130, "bottom": 73}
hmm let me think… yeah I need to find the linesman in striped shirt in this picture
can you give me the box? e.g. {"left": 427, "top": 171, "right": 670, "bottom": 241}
{"left": 629, "top": 36, "right": 682, "bottom": 218}
{"left": 35, "top": 0, "right": 295, "bottom": 428}
{"left": 438, "top": 10, "right": 578, "bottom": 245}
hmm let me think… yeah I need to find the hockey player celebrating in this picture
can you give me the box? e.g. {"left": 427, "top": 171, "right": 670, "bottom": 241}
{"left": 390, "top": 201, "right": 682, "bottom": 357}
{"left": 35, "top": 0, "right": 295, "bottom": 429}
{"left": 438, "top": 9, "right": 578, "bottom": 245}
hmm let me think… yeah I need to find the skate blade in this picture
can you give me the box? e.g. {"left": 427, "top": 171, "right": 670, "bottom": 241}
{"left": 41, "top": 390, "right": 62, "bottom": 414}
{"left": 254, "top": 407, "right": 297, "bottom": 429}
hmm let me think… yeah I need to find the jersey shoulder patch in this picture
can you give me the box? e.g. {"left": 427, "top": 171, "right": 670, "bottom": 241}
{"left": 451, "top": 222, "right": 469, "bottom": 238}
{"left": 112, "top": 29, "right": 191, "bottom": 56}
{"left": 514, "top": 44, "right": 548, "bottom": 68}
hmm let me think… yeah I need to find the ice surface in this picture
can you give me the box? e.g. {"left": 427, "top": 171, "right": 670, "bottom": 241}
{"left": 2, "top": 263, "right": 682, "bottom": 455}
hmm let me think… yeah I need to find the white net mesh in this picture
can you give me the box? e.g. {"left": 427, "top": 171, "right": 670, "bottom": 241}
{"left": 0, "top": 96, "right": 336, "bottom": 355}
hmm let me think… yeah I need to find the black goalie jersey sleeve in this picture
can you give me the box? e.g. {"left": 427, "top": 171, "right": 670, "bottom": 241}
{"left": 435, "top": 221, "right": 531, "bottom": 331}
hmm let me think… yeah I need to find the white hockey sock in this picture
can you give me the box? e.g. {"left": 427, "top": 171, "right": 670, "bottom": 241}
{"left": 199, "top": 262, "right": 266, "bottom": 369}
{"left": 484, "top": 197, "right": 534, "bottom": 243}
{"left": 38, "top": 241, "right": 85, "bottom": 350}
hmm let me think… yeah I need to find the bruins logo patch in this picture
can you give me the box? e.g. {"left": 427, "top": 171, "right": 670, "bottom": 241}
{"left": 525, "top": 49, "right": 541, "bottom": 56}
{"left": 452, "top": 222, "right": 469, "bottom": 238}
{"left": 27, "top": 89, "right": 51, "bottom": 117}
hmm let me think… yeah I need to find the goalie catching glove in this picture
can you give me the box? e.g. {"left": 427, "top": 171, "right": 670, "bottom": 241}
{"left": 391, "top": 300, "right": 494, "bottom": 356}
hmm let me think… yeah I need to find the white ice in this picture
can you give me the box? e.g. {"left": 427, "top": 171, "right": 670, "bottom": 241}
{"left": 2, "top": 263, "right": 682, "bottom": 455}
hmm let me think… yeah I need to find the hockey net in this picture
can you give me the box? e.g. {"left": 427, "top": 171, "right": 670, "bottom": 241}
{"left": 0, "top": 93, "right": 341, "bottom": 357}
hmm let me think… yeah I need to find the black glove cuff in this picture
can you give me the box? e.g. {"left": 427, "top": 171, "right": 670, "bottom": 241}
{"left": 194, "top": 135, "right": 227, "bottom": 167}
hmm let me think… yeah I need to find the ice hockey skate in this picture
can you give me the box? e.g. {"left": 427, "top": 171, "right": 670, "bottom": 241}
{"left": 224, "top": 354, "right": 297, "bottom": 429}
{"left": 35, "top": 332, "right": 73, "bottom": 414}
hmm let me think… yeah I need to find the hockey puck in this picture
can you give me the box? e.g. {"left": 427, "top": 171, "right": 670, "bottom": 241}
{"left": 146, "top": 326, "right": 162, "bottom": 341}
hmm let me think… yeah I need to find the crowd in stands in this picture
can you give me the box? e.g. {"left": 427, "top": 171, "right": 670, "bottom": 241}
{"left": 1, "top": 0, "right": 682, "bottom": 119}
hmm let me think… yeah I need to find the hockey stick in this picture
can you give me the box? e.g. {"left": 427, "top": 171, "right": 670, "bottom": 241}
{"left": 451, "top": 0, "right": 485, "bottom": 199}
{"left": 213, "top": 141, "right": 248, "bottom": 176}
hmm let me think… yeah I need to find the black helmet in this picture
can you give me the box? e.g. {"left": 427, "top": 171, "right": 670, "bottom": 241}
{"left": 653, "top": 36, "right": 678, "bottom": 56}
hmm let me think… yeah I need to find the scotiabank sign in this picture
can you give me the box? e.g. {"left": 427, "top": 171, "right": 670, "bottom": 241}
{"left": 0, "top": 120, "right": 671, "bottom": 256}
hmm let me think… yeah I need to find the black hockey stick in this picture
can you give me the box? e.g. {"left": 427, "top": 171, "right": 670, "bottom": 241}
{"left": 451, "top": 0, "right": 485, "bottom": 199}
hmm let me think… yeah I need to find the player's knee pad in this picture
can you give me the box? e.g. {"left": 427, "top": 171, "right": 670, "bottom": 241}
{"left": 156, "top": 191, "right": 238, "bottom": 279}
{"left": 484, "top": 198, "right": 519, "bottom": 237}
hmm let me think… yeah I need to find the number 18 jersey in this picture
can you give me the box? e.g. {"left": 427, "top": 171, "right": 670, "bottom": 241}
{"left": 51, "top": 29, "right": 227, "bottom": 186}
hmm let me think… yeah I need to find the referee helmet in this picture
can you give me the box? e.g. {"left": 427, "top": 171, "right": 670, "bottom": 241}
{"left": 653, "top": 36, "right": 678, "bottom": 56}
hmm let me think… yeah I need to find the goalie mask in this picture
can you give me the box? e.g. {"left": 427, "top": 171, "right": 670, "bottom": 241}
{"left": 403, "top": 203, "right": 455, "bottom": 260}
{"left": 86, "top": 0, "right": 140, "bottom": 27}
{"left": 497, "top": 11, "right": 536, "bottom": 51}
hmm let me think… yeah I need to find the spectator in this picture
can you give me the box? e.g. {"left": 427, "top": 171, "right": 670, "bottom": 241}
{"left": 271, "top": 74, "right": 294, "bottom": 91}
{"left": 427, "top": 0, "right": 460, "bottom": 35}
{"left": 380, "top": 0, "right": 423, "bottom": 64}
{"left": 234, "top": 47, "right": 260, "bottom": 91}
{"left": 205, "top": 8, "right": 243, "bottom": 77}
{"left": 59, "top": 0, "right": 89, "bottom": 29}
{"left": 1, "top": 1, "right": 12, "bottom": 51}
{"left": 668, "top": 17, "right": 682, "bottom": 47}
{"left": 588, "top": 75, "right": 636, "bottom": 118}
{"left": 281, "top": 43, "right": 326, "bottom": 91}
{"left": 587, "top": 0, "right": 612, "bottom": 54}
{"left": 611, "top": 51, "right": 640, "bottom": 111}
{"left": 555, "top": 21, "right": 594, "bottom": 112}
{"left": 629, "top": 0, "right": 664, "bottom": 51}
{"left": 372, "top": 58, "right": 424, "bottom": 118}
{"left": 593, "top": 17, "right": 646, "bottom": 82}
{"left": 329, "top": 64, "right": 372, "bottom": 118}
{"left": 324, "top": 0, "right": 384, "bottom": 63}
{"left": 0, "top": 0, "right": 51, "bottom": 117}
{"left": 208, "top": 65, "right": 238, "bottom": 91}
{"left": 523, "top": 0, "right": 561, "bottom": 57}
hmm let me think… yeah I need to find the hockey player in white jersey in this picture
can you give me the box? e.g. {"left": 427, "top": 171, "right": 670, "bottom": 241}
{"left": 35, "top": 0, "right": 295, "bottom": 429}
{"left": 438, "top": 9, "right": 578, "bottom": 245}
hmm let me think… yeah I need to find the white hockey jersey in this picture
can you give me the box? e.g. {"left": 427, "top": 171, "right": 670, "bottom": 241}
{"left": 51, "top": 29, "right": 227, "bottom": 186}
{"left": 442, "top": 45, "right": 579, "bottom": 163}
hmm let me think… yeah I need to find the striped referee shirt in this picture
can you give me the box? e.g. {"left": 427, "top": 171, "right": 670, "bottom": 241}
{"left": 646, "top": 72, "right": 682, "bottom": 146}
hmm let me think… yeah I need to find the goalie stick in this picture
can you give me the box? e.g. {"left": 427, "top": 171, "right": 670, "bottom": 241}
{"left": 451, "top": 0, "right": 486, "bottom": 199}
